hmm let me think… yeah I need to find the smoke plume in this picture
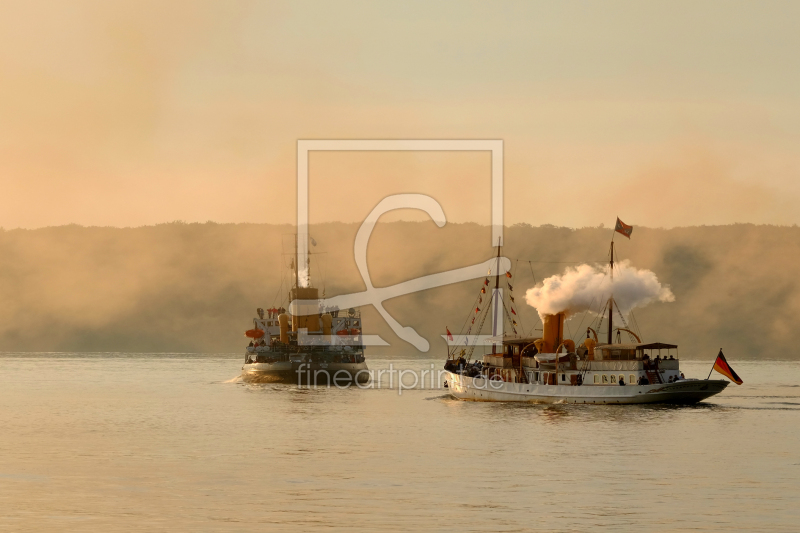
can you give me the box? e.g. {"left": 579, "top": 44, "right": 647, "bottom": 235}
{"left": 524, "top": 260, "right": 675, "bottom": 318}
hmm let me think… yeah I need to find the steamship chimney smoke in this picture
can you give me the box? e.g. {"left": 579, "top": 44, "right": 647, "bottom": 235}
{"left": 525, "top": 260, "right": 674, "bottom": 319}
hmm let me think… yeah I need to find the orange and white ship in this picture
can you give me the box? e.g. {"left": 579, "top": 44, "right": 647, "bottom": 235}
{"left": 241, "top": 237, "right": 368, "bottom": 385}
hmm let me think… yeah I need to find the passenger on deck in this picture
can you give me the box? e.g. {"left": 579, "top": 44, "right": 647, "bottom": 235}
{"left": 680, "top": 372, "right": 685, "bottom": 380}
{"left": 669, "top": 355, "right": 675, "bottom": 360}
{"left": 637, "top": 375, "right": 649, "bottom": 385}
{"left": 618, "top": 376, "right": 625, "bottom": 386}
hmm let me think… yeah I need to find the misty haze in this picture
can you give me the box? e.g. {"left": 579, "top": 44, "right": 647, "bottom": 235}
{"left": 1, "top": 221, "right": 796, "bottom": 359}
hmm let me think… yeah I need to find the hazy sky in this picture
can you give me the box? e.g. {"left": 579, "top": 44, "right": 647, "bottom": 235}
{"left": 2, "top": 0, "right": 799, "bottom": 229}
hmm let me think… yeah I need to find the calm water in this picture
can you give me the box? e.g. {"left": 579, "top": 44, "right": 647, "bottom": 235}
{"left": 1, "top": 354, "right": 798, "bottom": 532}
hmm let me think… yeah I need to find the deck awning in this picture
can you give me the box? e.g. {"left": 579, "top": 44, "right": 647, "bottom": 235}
{"left": 596, "top": 342, "right": 678, "bottom": 350}
{"left": 638, "top": 342, "right": 678, "bottom": 350}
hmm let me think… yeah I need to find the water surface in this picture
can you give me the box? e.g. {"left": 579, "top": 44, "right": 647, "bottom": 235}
{"left": 1, "top": 355, "right": 798, "bottom": 532}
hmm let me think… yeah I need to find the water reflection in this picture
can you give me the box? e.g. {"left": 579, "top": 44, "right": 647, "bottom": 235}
{"left": 1, "top": 355, "right": 794, "bottom": 531}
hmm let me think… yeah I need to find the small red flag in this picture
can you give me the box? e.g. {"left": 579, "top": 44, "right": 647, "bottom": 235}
{"left": 475, "top": 307, "right": 480, "bottom": 313}
{"left": 615, "top": 217, "right": 633, "bottom": 239}
{"left": 446, "top": 327, "right": 453, "bottom": 341}
{"left": 506, "top": 272, "right": 512, "bottom": 278}
{"left": 511, "top": 308, "right": 517, "bottom": 315}
{"left": 484, "top": 279, "right": 489, "bottom": 285}
{"left": 481, "top": 287, "right": 486, "bottom": 294}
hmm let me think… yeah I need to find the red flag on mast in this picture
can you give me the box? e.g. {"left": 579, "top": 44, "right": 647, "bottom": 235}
{"left": 615, "top": 217, "right": 633, "bottom": 239}
{"left": 446, "top": 327, "right": 453, "bottom": 341}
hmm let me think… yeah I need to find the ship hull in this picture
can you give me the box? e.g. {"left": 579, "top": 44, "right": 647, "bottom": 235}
{"left": 444, "top": 371, "right": 728, "bottom": 404}
{"left": 242, "top": 360, "right": 370, "bottom": 385}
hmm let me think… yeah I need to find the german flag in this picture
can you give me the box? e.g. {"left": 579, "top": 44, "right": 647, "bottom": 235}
{"left": 712, "top": 350, "right": 743, "bottom": 385}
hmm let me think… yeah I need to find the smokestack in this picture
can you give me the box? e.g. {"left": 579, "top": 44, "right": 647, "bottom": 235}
{"left": 290, "top": 287, "right": 320, "bottom": 332}
{"left": 541, "top": 312, "right": 566, "bottom": 353}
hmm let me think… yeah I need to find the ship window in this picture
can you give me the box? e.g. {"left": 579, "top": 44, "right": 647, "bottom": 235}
{"left": 602, "top": 375, "right": 609, "bottom": 384}
{"left": 561, "top": 374, "right": 566, "bottom": 382}
{"left": 630, "top": 374, "right": 636, "bottom": 385}
{"left": 534, "top": 372, "right": 539, "bottom": 382}
{"left": 594, "top": 375, "right": 600, "bottom": 384}
{"left": 610, "top": 374, "right": 616, "bottom": 383}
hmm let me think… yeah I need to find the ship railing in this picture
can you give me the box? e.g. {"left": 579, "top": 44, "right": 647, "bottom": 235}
{"left": 322, "top": 309, "right": 361, "bottom": 319}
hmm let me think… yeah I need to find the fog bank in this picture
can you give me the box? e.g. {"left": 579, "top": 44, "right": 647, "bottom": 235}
{"left": 0, "top": 222, "right": 797, "bottom": 359}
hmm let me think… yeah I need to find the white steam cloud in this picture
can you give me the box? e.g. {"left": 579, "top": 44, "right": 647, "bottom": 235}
{"left": 525, "top": 260, "right": 675, "bottom": 318}
{"left": 298, "top": 267, "right": 310, "bottom": 288}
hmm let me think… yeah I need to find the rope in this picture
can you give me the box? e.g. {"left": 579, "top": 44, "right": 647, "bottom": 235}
{"left": 449, "top": 280, "right": 488, "bottom": 358}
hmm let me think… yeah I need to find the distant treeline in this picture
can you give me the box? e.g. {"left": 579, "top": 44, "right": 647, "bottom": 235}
{"left": 0, "top": 222, "right": 798, "bottom": 359}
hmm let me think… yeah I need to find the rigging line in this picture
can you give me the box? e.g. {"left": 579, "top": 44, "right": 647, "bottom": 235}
{"left": 526, "top": 314, "right": 542, "bottom": 338}
{"left": 632, "top": 310, "right": 643, "bottom": 339}
{"left": 450, "top": 282, "right": 489, "bottom": 357}
{"left": 319, "top": 252, "right": 328, "bottom": 298}
{"left": 502, "top": 286, "right": 525, "bottom": 334}
{"left": 567, "top": 296, "right": 597, "bottom": 344}
{"left": 496, "top": 292, "right": 519, "bottom": 335}
{"left": 467, "top": 303, "right": 492, "bottom": 361}
{"left": 510, "top": 259, "right": 609, "bottom": 264}
{"left": 615, "top": 303, "right": 630, "bottom": 329}
{"left": 524, "top": 260, "right": 538, "bottom": 335}
{"left": 270, "top": 273, "right": 283, "bottom": 308}
{"left": 629, "top": 309, "right": 643, "bottom": 341}
{"left": 595, "top": 297, "right": 609, "bottom": 334}
{"left": 528, "top": 261, "right": 537, "bottom": 287}
{"left": 463, "top": 288, "right": 494, "bottom": 360}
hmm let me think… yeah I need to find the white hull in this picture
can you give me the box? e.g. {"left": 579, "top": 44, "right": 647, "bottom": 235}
{"left": 445, "top": 371, "right": 728, "bottom": 404}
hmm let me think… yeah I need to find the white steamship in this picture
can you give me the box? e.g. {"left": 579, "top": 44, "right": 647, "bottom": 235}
{"left": 443, "top": 227, "right": 730, "bottom": 404}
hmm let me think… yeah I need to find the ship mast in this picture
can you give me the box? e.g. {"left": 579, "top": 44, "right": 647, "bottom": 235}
{"left": 491, "top": 238, "right": 502, "bottom": 354}
{"left": 294, "top": 233, "right": 300, "bottom": 289}
{"left": 607, "top": 237, "right": 615, "bottom": 345}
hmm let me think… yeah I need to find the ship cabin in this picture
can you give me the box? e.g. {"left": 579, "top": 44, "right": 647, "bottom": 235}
{"left": 474, "top": 312, "right": 682, "bottom": 386}
{"left": 245, "top": 286, "right": 364, "bottom": 363}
